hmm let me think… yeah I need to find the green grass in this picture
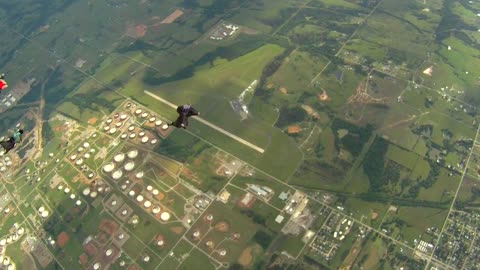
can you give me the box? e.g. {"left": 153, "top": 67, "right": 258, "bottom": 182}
{"left": 410, "top": 158, "right": 431, "bottom": 180}
{"left": 417, "top": 168, "right": 461, "bottom": 202}
{"left": 386, "top": 144, "right": 418, "bottom": 170}
{"left": 269, "top": 49, "right": 329, "bottom": 92}
{"left": 394, "top": 206, "right": 448, "bottom": 244}
{"left": 355, "top": 235, "right": 388, "bottom": 270}
{"left": 343, "top": 198, "right": 389, "bottom": 228}
{"left": 276, "top": 235, "right": 306, "bottom": 257}
{"left": 416, "top": 112, "right": 476, "bottom": 145}
{"left": 178, "top": 248, "right": 217, "bottom": 270}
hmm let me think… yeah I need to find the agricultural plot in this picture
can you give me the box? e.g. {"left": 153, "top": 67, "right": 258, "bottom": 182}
{"left": 277, "top": 7, "right": 364, "bottom": 53}
{"left": 228, "top": 0, "right": 301, "bottom": 33}
{"left": 290, "top": 117, "right": 373, "bottom": 191}
{"left": 381, "top": 206, "right": 447, "bottom": 245}
{"left": 268, "top": 49, "right": 329, "bottom": 95}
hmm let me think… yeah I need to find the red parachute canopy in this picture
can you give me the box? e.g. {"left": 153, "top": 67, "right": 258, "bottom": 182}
{"left": 0, "top": 79, "right": 7, "bottom": 91}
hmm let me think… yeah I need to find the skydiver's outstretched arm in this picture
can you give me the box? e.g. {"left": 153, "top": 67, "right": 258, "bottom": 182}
{"left": 188, "top": 106, "right": 199, "bottom": 116}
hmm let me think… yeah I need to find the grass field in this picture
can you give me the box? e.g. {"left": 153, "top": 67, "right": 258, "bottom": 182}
{"left": 189, "top": 199, "right": 259, "bottom": 264}
{"left": 417, "top": 168, "right": 460, "bottom": 202}
{"left": 391, "top": 206, "right": 448, "bottom": 245}
{"left": 269, "top": 49, "right": 329, "bottom": 94}
{"left": 386, "top": 144, "right": 419, "bottom": 171}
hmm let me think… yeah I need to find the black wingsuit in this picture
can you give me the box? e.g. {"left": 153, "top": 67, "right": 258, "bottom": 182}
{"left": 170, "top": 105, "right": 199, "bottom": 129}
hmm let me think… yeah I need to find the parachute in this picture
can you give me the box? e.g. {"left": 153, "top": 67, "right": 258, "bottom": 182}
{"left": 0, "top": 74, "right": 8, "bottom": 91}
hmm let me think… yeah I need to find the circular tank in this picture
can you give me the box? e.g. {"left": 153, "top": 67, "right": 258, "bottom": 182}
{"left": 84, "top": 153, "right": 90, "bottom": 159}
{"left": 136, "top": 195, "right": 144, "bottom": 202}
{"left": 38, "top": 206, "right": 45, "bottom": 213}
{"left": 75, "top": 158, "right": 83, "bottom": 165}
{"left": 121, "top": 210, "right": 128, "bottom": 216}
{"left": 90, "top": 191, "right": 98, "bottom": 198}
{"left": 149, "top": 117, "right": 156, "bottom": 122}
{"left": 93, "top": 263, "right": 100, "bottom": 270}
{"left": 106, "top": 119, "right": 112, "bottom": 124}
{"left": 104, "top": 126, "right": 110, "bottom": 131}
{"left": 70, "top": 194, "right": 75, "bottom": 200}
{"left": 83, "top": 142, "right": 90, "bottom": 148}
{"left": 139, "top": 131, "right": 145, "bottom": 137}
{"left": 141, "top": 137, "right": 149, "bottom": 143}
{"left": 103, "top": 163, "right": 115, "bottom": 173}
{"left": 83, "top": 188, "right": 91, "bottom": 196}
{"left": 136, "top": 171, "right": 144, "bottom": 178}
{"left": 151, "top": 139, "right": 158, "bottom": 144}
{"left": 114, "top": 153, "right": 125, "bottom": 163}
{"left": 162, "top": 124, "right": 169, "bottom": 130}
{"left": 77, "top": 147, "right": 84, "bottom": 152}
{"left": 152, "top": 189, "right": 159, "bottom": 196}
{"left": 155, "top": 120, "right": 162, "bottom": 126}
{"left": 121, "top": 133, "right": 127, "bottom": 139}
{"left": 152, "top": 206, "right": 161, "bottom": 214}
{"left": 127, "top": 150, "right": 138, "bottom": 159}
{"left": 129, "top": 133, "right": 136, "bottom": 139}
{"left": 112, "top": 170, "right": 123, "bottom": 180}
{"left": 115, "top": 122, "right": 122, "bottom": 127}
{"left": 120, "top": 114, "right": 127, "bottom": 120}
{"left": 128, "top": 190, "right": 135, "bottom": 197}
{"left": 135, "top": 109, "right": 142, "bottom": 115}
{"left": 76, "top": 200, "right": 82, "bottom": 206}
{"left": 143, "top": 256, "right": 150, "bottom": 262}
{"left": 111, "top": 200, "right": 117, "bottom": 206}
{"left": 70, "top": 154, "right": 77, "bottom": 160}
{"left": 144, "top": 201, "right": 152, "bottom": 208}
{"left": 146, "top": 185, "right": 153, "bottom": 191}
{"left": 109, "top": 127, "right": 117, "bottom": 134}
{"left": 0, "top": 239, "right": 5, "bottom": 246}
{"left": 7, "top": 264, "right": 14, "bottom": 270}
{"left": 58, "top": 185, "right": 64, "bottom": 190}
{"left": 41, "top": 211, "right": 49, "bottom": 218}
{"left": 17, "top": 228, "right": 24, "bottom": 235}
{"left": 157, "top": 240, "right": 164, "bottom": 246}
{"left": 114, "top": 113, "right": 119, "bottom": 118}
{"left": 0, "top": 167, "right": 5, "bottom": 172}
{"left": 141, "top": 112, "right": 148, "bottom": 118}
{"left": 106, "top": 249, "right": 113, "bottom": 256}
{"left": 124, "top": 161, "right": 135, "bottom": 171}
{"left": 120, "top": 184, "right": 127, "bottom": 190}
{"left": 160, "top": 212, "right": 171, "bottom": 221}
{"left": 128, "top": 125, "right": 135, "bottom": 131}
{"left": 64, "top": 187, "right": 70, "bottom": 194}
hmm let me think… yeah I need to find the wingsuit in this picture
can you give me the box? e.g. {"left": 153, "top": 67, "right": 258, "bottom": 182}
{"left": 0, "top": 129, "right": 23, "bottom": 154}
{"left": 169, "top": 104, "right": 200, "bottom": 129}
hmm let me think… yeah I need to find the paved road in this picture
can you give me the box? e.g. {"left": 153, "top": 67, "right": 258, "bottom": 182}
{"left": 144, "top": 90, "right": 265, "bottom": 154}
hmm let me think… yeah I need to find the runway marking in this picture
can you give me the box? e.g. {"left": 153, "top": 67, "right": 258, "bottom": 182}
{"left": 144, "top": 90, "right": 265, "bottom": 153}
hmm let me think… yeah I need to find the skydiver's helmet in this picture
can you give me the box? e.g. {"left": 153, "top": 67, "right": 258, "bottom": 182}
{"left": 0, "top": 74, "right": 4, "bottom": 79}
{"left": 182, "top": 104, "right": 191, "bottom": 112}
{"left": 18, "top": 129, "right": 24, "bottom": 134}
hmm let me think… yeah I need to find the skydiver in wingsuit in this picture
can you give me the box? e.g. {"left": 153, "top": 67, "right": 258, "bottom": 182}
{"left": 0, "top": 129, "right": 23, "bottom": 154}
{"left": 0, "top": 74, "right": 8, "bottom": 91}
{"left": 169, "top": 104, "right": 200, "bottom": 129}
